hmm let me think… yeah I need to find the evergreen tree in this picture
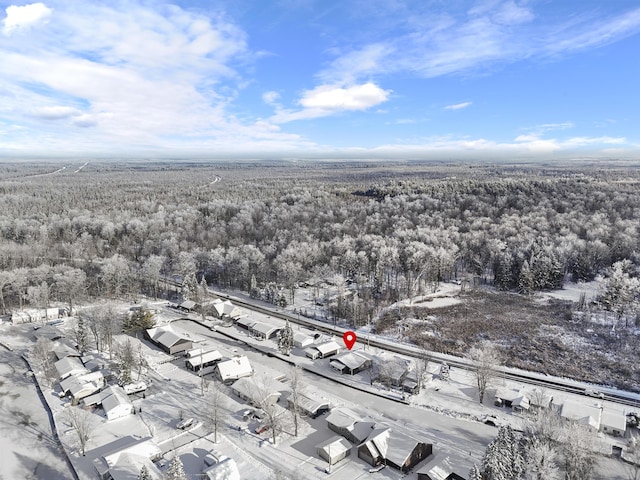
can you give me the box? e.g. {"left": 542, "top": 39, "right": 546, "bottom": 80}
{"left": 469, "top": 464, "right": 483, "bottom": 480}
{"left": 482, "top": 425, "right": 525, "bottom": 480}
{"left": 181, "top": 272, "right": 198, "bottom": 301}
{"left": 75, "top": 315, "right": 90, "bottom": 355}
{"left": 518, "top": 260, "right": 534, "bottom": 295}
{"left": 138, "top": 465, "right": 151, "bottom": 480}
{"left": 165, "top": 456, "right": 187, "bottom": 480}
{"left": 277, "top": 320, "right": 294, "bottom": 355}
{"left": 116, "top": 339, "right": 136, "bottom": 386}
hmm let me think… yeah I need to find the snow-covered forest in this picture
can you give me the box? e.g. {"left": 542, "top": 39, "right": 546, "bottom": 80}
{"left": 2, "top": 160, "right": 640, "bottom": 388}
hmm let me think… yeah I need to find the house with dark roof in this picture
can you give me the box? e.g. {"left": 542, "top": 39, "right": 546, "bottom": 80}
{"left": 358, "top": 426, "right": 432, "bottom": 473}
{"left": 145, "top": 326, "right": 193, "bottom": 355}
{"left": 326, "top": 407, "right": 375, "bottom": 444}
{"left": 329, "top": 351, "right": 373, "bottom": 375}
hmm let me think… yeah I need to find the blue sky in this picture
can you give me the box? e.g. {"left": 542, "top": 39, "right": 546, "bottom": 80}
{"left": 1, "top": 0, "right": 640, "bottom": 159}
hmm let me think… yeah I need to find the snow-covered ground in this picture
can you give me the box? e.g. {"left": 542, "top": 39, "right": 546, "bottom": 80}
{"left": 0, "top": 326, "right": 74, "bottom": 480}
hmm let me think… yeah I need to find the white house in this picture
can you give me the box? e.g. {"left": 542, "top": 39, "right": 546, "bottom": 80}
{"left": 230, "top": 377, "right": 281, "bottom": 407}
{"left": 145, "top": 325, "right": 193, "bottom": 355}
{"left": 305, "top": 340, "right": 342, "bottom": 359}
{"left": 204, "top": 456, "right": 240, "bottom": 480}
{"left": 93, "top": 436, "right": 162, "bottom": 480}
{"left": 216, "top": 356, "right": 253, "bottom": 383}
{"left": 102, "top": 386, "right": 134, "bottom": 421}
{"left": 293, "top": 333, "right": 314, "bottom": 348}
{"left": 600, "top": 409, "right": 627, "bottom": 436}
{"left": 54, "top": 356, "right": 89, "bottom": 380}
{"left": 213, "top": 300, "right": 243, "bottom": 319}
{"left": 250, "top": 322, "right": 281, "bottom": 340}
{"left": 185, "top": 350, "right": 222, "bottom": 371}
{"left": 560, "top": 399, "right": 601, "bottom": 430}
{"left": 329, "top": 351, "right": 373, "bottom": 375}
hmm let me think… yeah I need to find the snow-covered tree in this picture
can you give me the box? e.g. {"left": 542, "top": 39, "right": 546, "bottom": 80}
{"left": 482, "top": 426, "right": 525, "bottom": 480}
{"left": 64, "top": 406, "right": 97, "bottom": 456}
{"left": 116, "top": 339, "right": 136, "bottom": 386}
{"left": 469, "top": 464, "right": 483, "bottom": 480}
{"left": 518, "top": 260, "right": 534, "bottom": 295}
{"left": 562, "top": 421, "right": 596, "bottom": 480}
{"left": 203, "top": 381, "right": 227, "bottom": 443}
{"left": 288, "top": 365, "right": 304, "bottom": 437}
{"left": 165, "top": 456, "right": 187, "bottom": 480}
{"left": 598, "top": 260, "right": 640, "bottom": 322}
{"left": 466, "top": 341, "right": 501, "bottom": 404}
{"left": 74, "top": 315, "right": 90, "bottom": 355}
{"left": 138, "top": 465, "right": 151, "bottom": 480}
{"left": 277, "top": 320, "right": 294, "bottom": 356}
{"left": 181, "top": 272, "right": 198, "bottom": 301}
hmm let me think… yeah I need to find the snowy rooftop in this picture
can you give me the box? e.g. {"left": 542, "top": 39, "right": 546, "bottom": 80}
{"left": 361, "top": 426, "right": 426, "bottom": 468}
{"left": 330, "top": 351, "right": 372, "bottom": 371}
{"left": 204, "top": 456, "right": 240, "bottom": 480}
{"left": 185, "top": 350, "right": 222, "bottom": 368}
{"left": 216, "top": 356, "right": 252, "bottom": 381}
{"left": 326, "top": 407, "right": 360, "bottom": 429}
{"left": 316, "top": 436, "right": 352, "bottom": 457}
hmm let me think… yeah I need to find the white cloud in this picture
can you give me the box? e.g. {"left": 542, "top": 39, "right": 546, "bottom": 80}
{"left": 262, "top": 91, "right": 281, "bottom": 106}
{"left": 299, "top": 82, "right": 390, "bottom": 110}
{"left": 317, "top": 4, "right": 640, "bottom": 85}
{"left": 0, "top": 1, "right": 314, "bottom": 153}
{"left": 270, "top": 82, "right": 391, "bottom": 123}
{"left": 444, "top": 101, "right": 472, "bottom": 111}
{"left": 2, "top": 2, "right": 52, "bottom": 36}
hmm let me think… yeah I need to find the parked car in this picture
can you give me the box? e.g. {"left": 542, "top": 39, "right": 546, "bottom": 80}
{"left": 585, "top": 388, "right": 605, "bottom": 399}
{"left": 254, "top": 424, "right": 269, "bottom": 434}
{"left": 176, "top": 417, "right": 194, "bottom": 429}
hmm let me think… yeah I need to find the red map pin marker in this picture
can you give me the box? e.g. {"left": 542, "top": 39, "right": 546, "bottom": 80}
{"left": 343, "top": 331, "right": 357, "bottom": 350}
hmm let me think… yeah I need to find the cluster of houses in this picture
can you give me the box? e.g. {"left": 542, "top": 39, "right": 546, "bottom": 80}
{"left": 494, "top": 387, "right": 628, "bottom": 437}
{"left": 317, "top": 407, "right": 433, "bottom": 473}
{"left": 12, "top": 307, "right": 75, "bottom": 324}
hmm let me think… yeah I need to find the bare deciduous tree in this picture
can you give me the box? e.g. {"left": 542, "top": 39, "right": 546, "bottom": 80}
{"left": 288, "top": 365, "right": 304, "bottom": 437}
{"left": 203, "top": 381, "right": 227, "bottom": 443}
{"left": 63, "top": 406, "right": 97, "bottom": 456}
{"left": 31, "top": 337, "right": 57, "bottom": 386}
{"left": 466, "top": 341, "right": 501, "bottom": 404}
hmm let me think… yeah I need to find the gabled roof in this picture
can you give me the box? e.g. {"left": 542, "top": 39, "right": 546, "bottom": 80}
{"left": 230, "top": 377, "right": 280, "bottom": 405}
{"left": 293, "top": 332, "right": 313, "bottom": 344}
{"left": 297, "top": 393, "right": 330, "bottom": 414}
{"left": 361, "top": 426, "right": 425, "bottom": 467}
{"left": 316, "top": 436, "right": 351, "bottom": 457}
{"left": 601, "top": 409, "right": 627, "bottom": 431}
{"left": 326, "top": 407, "right": 360, "bottom": 429}
{"left": 561, "top": 399, "right": 601, "bottom": 429}
{"left": 250, "top": 322, "right": 280, "bottom": 336}
{"left": 186, "top": 350, "right": 222, "bottom": 368}
{"left": 204, "top": 456, "right": 240, "bottom": 480}
{"left": 102, "top": 386, "right": 133, "bottom": 418}
{"left": 84, "top": 385, "right": 122, "bottom": 407}
{"left": 54, "top": 356, "right": 89, "bottom": 379}
{"left": 330, "top": 351, "right": 372, "bottom": 371}
{"left": 236, "top": 318, "right": 255, "bottom": 329}
{"left": 315, "top": 341, "right": 342, "bottom": 355}
{"left": 180, "top": 300, "right": 197, "bottom": 310}
{"left": 216, "top": 356, "right": 252, "bottom": 381}
{"left": 146, "top": 325, "right": 190, "bottom": 348}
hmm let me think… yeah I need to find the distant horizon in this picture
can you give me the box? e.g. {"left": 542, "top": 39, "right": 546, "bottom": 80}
{"left": 1, "top": 1, "right": 640, "bottom": 159}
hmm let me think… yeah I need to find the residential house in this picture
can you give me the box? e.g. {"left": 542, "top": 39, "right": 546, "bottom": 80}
{"left": 235, "top": 318, "right": 255, "bottom": 330}
{"left": 230, "top": 377, "right": 281, "bottom": 407}
{"left": 203, "top": 456, "right": 240, "bottom": 480}
{"left": 329, "top": 351, "right": 373, "bottom": 375}
{"left": 145, "top": 325, "right": 193, "bottom": 355}
{"left": 291, "top": 393, "right": 330, "bottom": 418}
{"left": 560, "top": 399, "right": 601, "bottom": 430}
{"left": 213, "top": 300, "right": 243, "bottom": 319}
{"left": 185, "top": 350, "right": 222, "bottom": 372}
{"left": 293, "top": 333, "right": 314, "bottom": 348}
{"left": 600, "top": 409, "right": 627, "bottom": 437}
{"left": 250, "top": 322, "right": 281, "bottom": 340}
{"left": 416, "top": 455, "right": 469, "bottom": 480}
{"left": 93, "top": 436, "right": 162, "bottom": 480}
{"left": 102, "top": 386, "right": 134, "bottom": 421}
{"left": 215, "top": 356, "right": 253, "bottom": 383}
{"left": 54, "top": 356, "right": 89, "bottom": 380}
{"left": 305, "top": 340, "right": 342, "bottom": 359}
{"left": 316, "top": 436, "right": 352, "bottom": 466}
{"left": 326, "top": 407, "right": 375, "bottom": 444}
{"left": 358, "top": 426, "right": 432, "bottom": 473}
{"left": 52, "top": 340, "right": 81, "bottom": 360}
{"left": 84, "top": 385, "right": 122, "bottom": 408}
{"left": 179, "top": 300, "right": 197, "bottom": 312}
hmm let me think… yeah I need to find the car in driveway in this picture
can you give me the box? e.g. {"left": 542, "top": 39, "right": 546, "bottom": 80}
{"left": 176, "top": 417, "right": 194, "bottom": 429}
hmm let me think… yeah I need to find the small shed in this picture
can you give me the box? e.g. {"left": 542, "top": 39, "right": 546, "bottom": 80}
{"left": 316, "top": 436, "right": 352, "bottom": 466}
